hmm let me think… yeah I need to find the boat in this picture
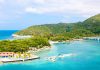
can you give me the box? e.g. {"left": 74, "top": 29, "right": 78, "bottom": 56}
{"left": 45, "top": 53, "right": 75, "bottom": 62}
{"left": 46, "top": 56, "right": 57, "bottom": 62}
{"left": 58, "top": 53, "right": 74, "bottom": 58}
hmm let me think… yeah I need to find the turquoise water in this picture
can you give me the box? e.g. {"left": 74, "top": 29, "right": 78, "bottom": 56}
{"left": 0, "top": 30, "right": 18, "bottom": 40}
{"left": 0, "top": 39, "right": 100, "bottom": 70}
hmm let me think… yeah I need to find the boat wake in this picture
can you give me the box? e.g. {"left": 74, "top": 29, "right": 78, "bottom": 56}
{"left": 45, "top": 53, "right": 76, "bottom": 62}
{"left": 58, "top": 53, "right": 75, "bottom": 58}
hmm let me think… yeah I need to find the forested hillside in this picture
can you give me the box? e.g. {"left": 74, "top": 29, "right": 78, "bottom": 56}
{"left": 15, "top": 14, "right": 100, "bottom": 41}
{"left": 0, "top": 14, "right": 100, "bottom": 52}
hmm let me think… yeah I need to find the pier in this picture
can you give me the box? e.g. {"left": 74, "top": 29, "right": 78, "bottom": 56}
{"left": 83, "top": 37, "right": 100, "bottom": 42}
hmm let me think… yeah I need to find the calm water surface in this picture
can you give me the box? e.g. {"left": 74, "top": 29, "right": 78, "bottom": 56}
{"left": 0, "top": 30, "right": 18, "bottom": 40}
{"left": 0, "top": 39, "right": 100, "bottom": 70}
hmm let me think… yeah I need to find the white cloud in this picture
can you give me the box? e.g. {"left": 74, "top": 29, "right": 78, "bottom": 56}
{"left": 32, "top": 0, "right": 46, "bottom": 4}
{"left": 25, "top": 6, "right": 68, "bottom": 14}
{"left": 0, "top": 0, "right": 4, "bottom": 3}
{"left": 0, "top": 0, "right": 100, "bottom": 21}
{"left": 25, "top": 0, "right": 100, "bottom": 17}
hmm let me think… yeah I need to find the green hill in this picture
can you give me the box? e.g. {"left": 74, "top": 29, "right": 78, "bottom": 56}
{"left": 1, "top": 14, "right": 99, "bottom": 52}
{"left": 16, "top": 25, "right": 51, "bottom": 36}
{"left": 16, "top": 14, "right": 100, "bottom": 37}
{"left": 83, "top": 14, "right": 100, "bottom": 34}
{"left": 16, "top": 23, "right": 68, "bottom": 36}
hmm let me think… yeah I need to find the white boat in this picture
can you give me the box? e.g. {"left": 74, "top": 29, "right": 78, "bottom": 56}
{"left": 58, "top": 53, "right": 74, "bottom": 58}
{"left": 46, "top": 56, "right": 57, "bottom": 62}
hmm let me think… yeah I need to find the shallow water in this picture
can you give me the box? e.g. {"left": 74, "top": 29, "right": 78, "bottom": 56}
{"left": 0, "top": 40, "right": 100, "bottom": 70}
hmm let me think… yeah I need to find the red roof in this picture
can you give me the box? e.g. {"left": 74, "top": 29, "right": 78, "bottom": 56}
{"left": 0, "top": 52, "right": 14, "bottom": 56}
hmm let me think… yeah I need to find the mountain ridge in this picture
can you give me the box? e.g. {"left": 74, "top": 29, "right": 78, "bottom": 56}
{"left": 15, "top": 14, "right": 100, "bottom": 37}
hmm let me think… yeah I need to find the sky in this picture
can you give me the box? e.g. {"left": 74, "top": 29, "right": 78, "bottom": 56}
{"left": 0, "top": 0, "right": 100, "bottom": 30}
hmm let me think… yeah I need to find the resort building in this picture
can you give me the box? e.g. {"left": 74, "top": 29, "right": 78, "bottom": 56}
{"left": 0, "top": 52, "right": 14, "bottom": 58}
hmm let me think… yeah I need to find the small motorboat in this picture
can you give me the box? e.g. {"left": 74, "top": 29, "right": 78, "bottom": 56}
{"left": 58, "top": 53, "right": 74, "bottom": 58}
{"left": 46, "top": 56, "right": 57, "bottom": 62}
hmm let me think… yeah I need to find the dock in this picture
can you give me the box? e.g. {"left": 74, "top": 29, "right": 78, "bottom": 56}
{"left": 83, "top": 37, "right": 100, "bottom": 41}
{"left": 0, "top": 56, "right": 40, "bottom": 63}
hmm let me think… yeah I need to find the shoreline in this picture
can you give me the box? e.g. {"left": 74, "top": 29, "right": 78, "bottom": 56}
{"left": 0, "top": 35, "right": 99, "bottom": 64}
{"left": 12, "top": 34, "right": 32, "bottom": 39}
{"left": 28, "top": 46, "right": 51, "bottom": 53}
{"left": 49, "top": 39, "right": 84, "bottom": 44}
{"left": 0, "top": 46, "right": 51, "bottom": 64}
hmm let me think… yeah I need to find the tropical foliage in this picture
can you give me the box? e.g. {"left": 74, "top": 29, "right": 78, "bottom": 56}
{"left": 0, "top": 37, "right": 50, "bottom": 52}
{"left": 0, "top": 14, "right": 100, "bottom": 52}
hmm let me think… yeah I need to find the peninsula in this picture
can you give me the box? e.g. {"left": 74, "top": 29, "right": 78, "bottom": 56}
{"left": 0, "top": 14, "right": 100, "bottom": 63}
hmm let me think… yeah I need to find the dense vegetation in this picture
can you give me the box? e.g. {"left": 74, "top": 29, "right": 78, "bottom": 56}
{"left": 83, "top": 14, "right": 100, "bottom": 34}
{"left": 16, "top": 23, "right": 68, "bottom": 36}
{"left": 0, "top": 14, "right": 100, "bottom": 52}
{"left": 16, "top": 14, "right": 100, "bottom": 41}
{"left": 0, "top": 37, "right": 50, "bottom": 52}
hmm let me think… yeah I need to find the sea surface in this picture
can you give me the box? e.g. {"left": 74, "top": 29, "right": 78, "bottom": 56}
{"left": 0, "top": 30, "right": 18, "bottom": 40}
{"left": 0, "top": 30, "right": 100, "bottom": 70}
